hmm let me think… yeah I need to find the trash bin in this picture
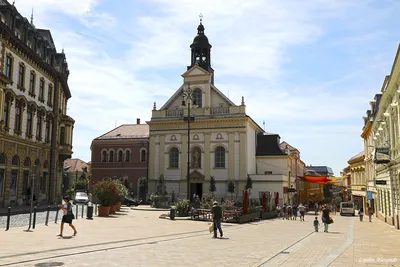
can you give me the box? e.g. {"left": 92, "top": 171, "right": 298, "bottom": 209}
{"left": 87, "top": 202, "right": 94, "bottom": 219}
{"left": 170, "top": 207, "right": 176, "bottom": 220}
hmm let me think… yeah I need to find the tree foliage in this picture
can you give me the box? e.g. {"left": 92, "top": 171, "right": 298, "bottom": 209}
{"left": 209, "top": 176, "right": 216, "bottom": 195}
{"left": 245, "top": 175, "right": 253, "bottom": 190}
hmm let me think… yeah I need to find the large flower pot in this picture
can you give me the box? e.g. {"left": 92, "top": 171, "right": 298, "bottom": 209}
{"left": 98, "top": 206, "right": 111, "bottom": 217}
{"left": 110, "top": 205, "right": 117, "bottom": 214}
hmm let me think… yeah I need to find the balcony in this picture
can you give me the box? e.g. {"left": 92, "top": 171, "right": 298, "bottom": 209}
{"left": 152, "top": 105, "right": 246, "bottom": 119}
{"left": 58, "top": 115, "right": 75, "bottom": 161}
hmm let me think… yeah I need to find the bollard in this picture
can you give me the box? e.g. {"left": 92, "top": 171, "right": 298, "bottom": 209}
{"left": 76, "top": 204, "right": 78, "bottom": 220}
{"left": 5, "top": 207, "right": 11, "bottom": 231}
{"left": 81, "top": 204, "right": 84, "bottom": 218}
{"left": 94, "top": 203, "right": 97, "bottom": 216}
{"left": 86, "top": 202, "right": 93, "bottom": 219}
{"left": 45, "top": 206, "right": 50, "bottom": 226}
{"left": 33, "top": 206, "right": 37, "bottom": 229}
{"left": 55, "top": 208, "right": 59, "bottom": 223}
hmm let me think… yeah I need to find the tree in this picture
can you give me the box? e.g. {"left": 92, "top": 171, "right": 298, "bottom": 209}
{"left": 209, "top": 176, "right": 216, "bottom": 197}
{"left": 245, "top": 175, "right": 253, "bottom": 190}
{"left": 156, "top": 174, "right": 167, "bottom": 196}
{"left": 228, "top": 180, "right": 235, "bottom": 200}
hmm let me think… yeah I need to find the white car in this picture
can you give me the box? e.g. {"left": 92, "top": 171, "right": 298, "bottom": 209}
{"left": 340, "top": 202, "right": 355, "bottom": 216}
{"left": 73, "top": 192, "right": 89, "bottom": 204}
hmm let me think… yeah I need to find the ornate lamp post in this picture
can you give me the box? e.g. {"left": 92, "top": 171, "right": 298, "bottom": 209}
{"left": 181, "top": 84, "right": 195, "bottom": 200}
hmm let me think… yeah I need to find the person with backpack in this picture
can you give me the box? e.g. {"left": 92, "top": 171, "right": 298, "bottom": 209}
{"left": 57, "top": 196, "right": 77, "bottom": 237}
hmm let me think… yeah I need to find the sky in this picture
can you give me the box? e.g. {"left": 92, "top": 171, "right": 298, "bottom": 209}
{"left": 15, "top": 0, "right": 400, "bottom": 175}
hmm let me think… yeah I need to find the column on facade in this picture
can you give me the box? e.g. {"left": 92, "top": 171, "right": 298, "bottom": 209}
{"left": 159, "top": 135, "right": 165, "bottom": 176}
{"left": 228, "top": 132, "right": 235, "bottom": 180}
{"left": 239, "top": 132, "right": 246, "bottom": 185}
{"left": 16, "top": 168, "right": 24, "bottom": 203}
{"left": 148, "top": 135, "right": 156, "bottom": 192}
{"left": 204, "top": 133, "right": 211, "bottom": 178}
{"left": 389, "top": 114, "right": 394, "bottom": 149}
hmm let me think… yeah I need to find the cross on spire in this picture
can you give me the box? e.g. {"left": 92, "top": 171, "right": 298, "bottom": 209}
{"left": 199, "top": 13, "right": 203, "bottom": 23}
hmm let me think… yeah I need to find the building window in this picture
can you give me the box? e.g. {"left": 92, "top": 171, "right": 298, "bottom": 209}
{"left": 14, "top": 105, "right": 22, "bottom": 134}
{"left": 215, "top": 146, "right": 226, "bottom": 168}
{"left": 109, "top": 151, "right": 114, "bottom": 162}
{"left": 191, "top": 146, "right": 201, "bottom": 169}
{"left": 29, "top": 72, "right": 36, "bottom": 97}
{"left": 125, "top": 150, "right": 130, "bottom": 162}
{"left": 45, "top": 118, "right": 51, "bottom": 143}
{"left": 169, "top": 147, "right": 179, "bottom": 168}
{"left": 59, "top": 127, "right": 65, "bottom": 145}
{"left": 47, "top": 84, "right": 53, "bottom": 107}
{"left": 10, "top": 170, "right": 18, "bottom": 197}
{"left": 0, "top": 169, "right": 4, "bottom": 198}
{"left": 36, "top": 115, "right": 42, "bottom": 140}
{"left": 3, "top": 101, "right": 10, "bottom": 130}
{"left": 40, "top": 172, "right": 48, "bottom": 192}
{"left": 101, "top": 151, "right": 107, "bottom": 162}
{"left": 140, "top": 149, "right": 146, "bottom": 162}
{"left": 5, "top": 55, "right": 12, "bottom": 79}
{"left": 17, "top": 64, "right": 25, "bottom": 89}
{"left": 118, "top": 151, "right": 123, "bottom": 162}
{"left": 193, "top": 89, "right": 202, "bottom": 107}
{"left": 26, "top": 111, "right": 33, "bottom": 138}
{"left": 39, "top": 79, "right": 45, "bottom": 102}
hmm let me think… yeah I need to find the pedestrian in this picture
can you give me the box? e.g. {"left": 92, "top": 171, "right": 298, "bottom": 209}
{"left": 368, "top": 207, "right": 373, "bottom": 222}
{"left": 287, "top": 205, "right": 293, "bottom": 220}
{"left": 276, "top": 204, "right": 281, "bottom": 218}
{"left": 211, "top": 201, "right": 223, "bottom": 238}
{"left": 57, "top": 196, "right": 77, "bottom": 237}
{"left": 359, "top": 208, "right": 364, "bottom": 222}
{"left": 298, "top": 203, "right": 305, "bottom": 221}
{"left": 282, "top": 204, "right": 287, "bottom": 220}
{"left": 313, "top": 217, "right": 320, "bottom": 232}
{"left": 315, "top": 203, "right": 319, "bottom": 215}
{"left": 292, "top": 205, "right": 298, "bottom": 220}
{"left": 321, "top": 204, "right": 331, "bottom": 233}
{"left": 332, "top": 204, "right": 337, "bottom": 215}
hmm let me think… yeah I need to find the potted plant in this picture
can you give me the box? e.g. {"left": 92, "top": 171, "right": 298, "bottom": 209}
{"left": 93, "top": 180, "right": 117, "bottom": 217}
{"left": 114, "top": 179, "right": 129, "bottom": 211}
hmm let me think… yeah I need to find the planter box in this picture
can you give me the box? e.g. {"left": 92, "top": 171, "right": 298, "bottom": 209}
{"left": 261, "top": 211, "right": 277, "bottom": 220}
{"left": 238, "top": 212, "right": 260, "bottom": 224}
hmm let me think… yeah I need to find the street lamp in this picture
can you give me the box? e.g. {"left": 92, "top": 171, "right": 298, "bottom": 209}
{"left": 181, "top": 84, "right": 195, "bottom": 200}
{"left": 27, "top": 164, "right": 37, "bottom": 231}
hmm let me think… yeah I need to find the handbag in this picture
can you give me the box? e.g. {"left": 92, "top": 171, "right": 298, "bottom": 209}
{"left": 209, "top": 223, "right": 214, "bottom": 233}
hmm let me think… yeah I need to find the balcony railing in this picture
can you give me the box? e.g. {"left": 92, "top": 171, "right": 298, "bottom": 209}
{"left": 166, "top": 109, "right": 184, "bottom": 117}
{"left": 210, "top": 107, "right": 230, "bottom": 115}
{"left": 152, "top": 105, "right": 246, "bottom": 118}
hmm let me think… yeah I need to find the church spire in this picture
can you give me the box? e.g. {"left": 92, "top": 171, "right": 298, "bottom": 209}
{"left": 30, "top": 7, "right": 34, "bottom": 25}
{"left": 188, "top": 14, "right": 214, "bottom": 84}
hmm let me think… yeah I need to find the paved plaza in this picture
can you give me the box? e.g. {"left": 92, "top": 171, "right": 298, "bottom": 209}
{"left": 1, "top": 208, "right": 400, "bottom": 267}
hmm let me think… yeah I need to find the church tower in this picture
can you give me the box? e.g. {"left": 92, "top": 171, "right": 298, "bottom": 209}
{"left": 187, "top": 15, "right": 215, "bottom": 84}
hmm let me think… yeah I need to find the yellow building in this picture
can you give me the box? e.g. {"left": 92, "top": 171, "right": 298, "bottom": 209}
{"left": 348, "top": 151, "right": 366, "bottom": 210}
{"left": 0, "top": 2, "right": 74, "bottom": 207}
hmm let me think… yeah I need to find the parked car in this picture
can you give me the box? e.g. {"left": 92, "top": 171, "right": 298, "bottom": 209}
{"left": 123, "top": 196, "right": 142, "bottom": 207}
{"left": 73, "top": 192, "right": 89, "bottom": 204}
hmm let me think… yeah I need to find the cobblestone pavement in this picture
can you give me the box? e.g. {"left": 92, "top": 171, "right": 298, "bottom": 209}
{"left": 1, "top": 208, "right": 400, "bottom": 267}
{"left": 0, "top": 204, "right": 88, "bottom": 229}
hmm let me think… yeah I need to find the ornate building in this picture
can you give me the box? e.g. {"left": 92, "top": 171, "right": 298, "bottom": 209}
{"left": 0, "top": 1, "right": 74, "bottom": 207}
{"left": 147, "top": 19, "right": 265, "bottom": 200}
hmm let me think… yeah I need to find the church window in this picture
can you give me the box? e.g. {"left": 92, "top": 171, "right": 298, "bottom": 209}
{"left": 193, "top": 89, "right": 202, "bottom": 107}
{"left": 125, "top": 150, "right": 131, "bottom": 162}
{"left": 140, "top": 149, "right": 146, "bottom": 162}
{"left": 191, "top": 147, "right": 201, "bottom": 169}
{"left": 215, "top": 146, "right": 225, "bottom": 168}
{"left": 102, "top": 151, "right": 107, "bottom": 162}
{"left": 109, "top": 151, "right": 114, "bottom": 162}
{"left": 169, "top": 147, "right": 179, "bottom": 168}
{"left": 118, "top": 150, "right": 123, "bottom": 162}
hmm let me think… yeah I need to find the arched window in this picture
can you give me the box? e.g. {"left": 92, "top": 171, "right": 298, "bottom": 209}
{"left": 0, "top": 153, "right": 6, "bottom": 164}
{"left": 24, "top": 157, "right": 31, "bottom": 167}
{"left": 140, "top": 149, "right": 146, "bottom": 162}
{"left": 125, "top": 150, "right": 131, "bottom": 162}
{"left": 193, "top": 89, "right": 202, "bottom": 107}
{"left": 118, "top": 151, "right": 123, "bottom": 162}
{"left": 102, "top": 151, "right": 107, "bottom": 162}
{"left": 12, "top": 155, "right": 19, "bottom": 166}
{"left": 109, "top": 151, "right": 114, "bottom": 162}
{"left": 169, "top": 148, "right": 179, "bottom": 168}
{"left": 191, "top": 147, "right": 202, "bottom": 169}
{"left": 215, "top": 146, "right": 225, "bottom": 168}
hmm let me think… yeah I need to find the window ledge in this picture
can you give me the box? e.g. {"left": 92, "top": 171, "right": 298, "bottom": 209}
{"left": 213, "top": 167, "right": 226, "bottom": 169}
{"left": 167, "top": 167, "right": 179, "bottom": 170}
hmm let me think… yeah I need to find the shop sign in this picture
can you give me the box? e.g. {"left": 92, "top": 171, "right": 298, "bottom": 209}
{"left": 375, "top": 180, "right": 387, "bottom": 185}
{"left": 374, "top": 147, "right": 390, "bottom": 164}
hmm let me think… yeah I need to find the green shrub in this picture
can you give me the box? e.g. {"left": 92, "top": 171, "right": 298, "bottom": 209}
{"left": 174, "top": 200, "right": 190, "bottom": 216}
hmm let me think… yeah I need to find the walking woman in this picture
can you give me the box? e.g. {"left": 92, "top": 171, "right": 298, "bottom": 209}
{"left": 359, "top": 208, "right": 364, "bottom": 222}
{"left": 322, "top": 205, "right": 331, "bottom": 233}
{"left": 58, "top": 196, "right": 77, "bottom": 237}
{"left": 368, "top": 207, "right": 373, "bottom": 222}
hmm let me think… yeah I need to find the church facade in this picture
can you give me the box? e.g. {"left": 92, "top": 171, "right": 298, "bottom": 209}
{"left": 147, "top": 20, "right": 266, "bottom": 201}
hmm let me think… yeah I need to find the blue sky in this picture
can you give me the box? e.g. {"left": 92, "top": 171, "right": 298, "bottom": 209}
{"left": 16, "top": 0, "right": 400, "bottom": 175}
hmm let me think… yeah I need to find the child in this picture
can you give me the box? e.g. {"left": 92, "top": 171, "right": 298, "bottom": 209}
{"left": 313, "top": 217, "right": 320, "bottom": 232}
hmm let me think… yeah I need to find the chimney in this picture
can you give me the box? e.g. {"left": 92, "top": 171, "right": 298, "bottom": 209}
{"left": 136, "top": 118, "right": 140, "bottom": 124}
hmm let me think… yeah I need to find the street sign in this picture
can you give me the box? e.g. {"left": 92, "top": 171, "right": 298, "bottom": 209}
{"left": 288, "top": 188, "right": 296, "bottom": 193}
{"left": 375, "top": 180, "right": 387, "bottom": 185}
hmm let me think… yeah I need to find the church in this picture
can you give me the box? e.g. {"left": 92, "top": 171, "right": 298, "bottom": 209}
{"left": 147, "top": 18, "right": 293, "bottom": 203}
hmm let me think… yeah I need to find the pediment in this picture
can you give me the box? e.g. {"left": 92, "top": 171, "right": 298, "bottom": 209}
{"left": 189, "top": 170, "right": 205, "bottom": 183}
{"left": 182, "top": 65, "right": 211, "bottom": 78}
